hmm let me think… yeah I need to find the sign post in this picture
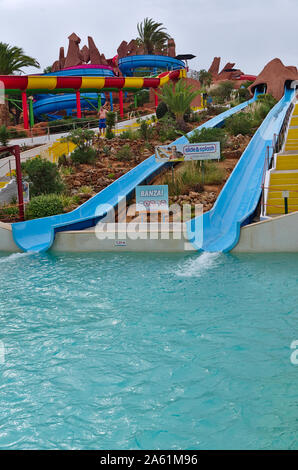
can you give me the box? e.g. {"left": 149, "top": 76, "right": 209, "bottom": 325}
{"left": 282, "top": 190, "right": 289, "bottom": 214}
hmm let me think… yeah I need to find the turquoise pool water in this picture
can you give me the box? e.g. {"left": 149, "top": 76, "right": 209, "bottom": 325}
{"left": 0, "top": 251, "right": 297, "bottom": 450}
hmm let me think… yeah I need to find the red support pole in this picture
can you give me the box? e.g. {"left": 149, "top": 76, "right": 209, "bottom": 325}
{"left": 21, "top": 92, "right": 29, "bottom": 130}
{"left": 76, "top": 90, "right": 82, "bottom": 118}
{"left": 119, "top": 90, "right": 124, "bottom": 118}
{"left": 13, "top": 145, "right": 24, "bottom": 221}
{"left": 154, "top": 91, "right": 159, "bottom": 109}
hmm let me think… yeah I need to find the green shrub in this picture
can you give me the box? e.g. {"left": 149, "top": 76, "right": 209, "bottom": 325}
{"left": 0, "top": 204, "right": 19, "bottom": 218}
{"left": 0, "top": 125, "right": 10, "bottom": 146}
{"left": 105, "top": 128, "right": 114, "bottom": 140}
{"left": 188, "top": 127, "right": 227, "bottom": 149}
{"left": 119, "top": 129, "right": 137, "bottom": 140}
{"left": 115, "top": 144, "right": 133, "bottom": 161}
{"left": 158, "top": 114, "right": 178, "bottom": 141}
{"left": 106, "top": 111, "right": 116, "bottom": 129}
{"left": 62, "top": 128, "right": 95, "bottom": 152}
{"left": 26, "top": 194, "right": 64, "bottom": 219}
{"left": 135, "top": 89, "right": 149, "bottom": 107}
{"left": 156, "top": 101, "right": 168, "bottom": 119}
{"left": 209, "top": 81, "right": 234, "bottom": 104}
{"left": 225, "top": 112, "right": 253, "bottom": 136}
{"left": 22, "top": 157, "right": 64, "bottom": 196}
{"left": 206, "top": 104, "right": 228, "bottom": 115}
{"left": 138, "top": 120, "right": 152, "bottom": 140}
{"left": 70, "top": 147, "right": 96, "bottom": 165}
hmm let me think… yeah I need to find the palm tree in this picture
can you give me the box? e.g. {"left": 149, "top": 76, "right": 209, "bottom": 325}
{"left": 158, "top": 79, "right": 200, "bottom": 130}
{"left": 198, "top": 69, "right": 213, "bottom": 89}
{"left": 137, "top": 18, "right": 170, "bottom": 55}
{"left": 0, "top": 43, "right": 40, "bottom": 125}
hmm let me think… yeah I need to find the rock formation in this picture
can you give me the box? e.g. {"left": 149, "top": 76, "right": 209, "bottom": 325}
{"left": 208, "top": 57, "right": 243, "bottom": 82}
{"left": 208, "top": 57, "right": 220, "bottom": 79}
{"left": 88, "top": 36, "right": 101, "bottom": 64}
{"left": 50, "top": 33, "right": 179, "bottom": 72}
{"left": 64, "top": 33, "right": 82, "bottom": 68}
{"left": 248, "top": 58, "right": 298, "bottom": 100}
{"left": 167, "top": 38, "right": 176, "bottom": 57}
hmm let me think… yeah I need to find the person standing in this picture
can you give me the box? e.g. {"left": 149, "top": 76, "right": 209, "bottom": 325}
{"left": 98, "top": 104, "right": 108, "bottom": 136}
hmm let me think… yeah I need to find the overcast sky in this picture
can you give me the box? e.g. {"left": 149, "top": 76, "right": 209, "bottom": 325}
{"left": 1, "top": 0, "right": 298, "bottom": 75}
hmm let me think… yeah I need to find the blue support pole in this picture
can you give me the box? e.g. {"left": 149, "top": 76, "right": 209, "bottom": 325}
{"left": 109, "top": 92, "right": 113, "bottom": 111}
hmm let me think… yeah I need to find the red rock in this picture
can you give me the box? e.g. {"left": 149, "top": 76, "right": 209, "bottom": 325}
{"left": 88, "top": 36, "right": 101, "bottom": 64}
{"left": 80, "top": 45, "right": 90, "bottom": 63}
{"left": 64, "top": 32, "right": 83, "bottom": 68}
{"left": 208, "top": 57, "right": 220, "bottom": 78}
{"left": 167, "top": 38, "right": 176, "bottom": 57}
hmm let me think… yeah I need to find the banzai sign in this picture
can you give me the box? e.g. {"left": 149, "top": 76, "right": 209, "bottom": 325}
{"left": 155, "top": 142, "right": 220, "bottom": 162}
{"left": 136, "top": 185, "right": 169, "bottom": 212}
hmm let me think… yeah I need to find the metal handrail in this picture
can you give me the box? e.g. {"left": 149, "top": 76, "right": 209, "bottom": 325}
{"left": 260, "top": 101, "right": 295, "bottom": 216}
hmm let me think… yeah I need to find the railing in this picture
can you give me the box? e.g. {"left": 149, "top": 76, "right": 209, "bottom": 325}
{"left": 274, "top": 101, "right": 294, "bottom": 153}
{"left": 260, "top": 101, "right": 295, "bottom": 216}
{"left": 187, "top": 70, "right": 200, "bottom": 81}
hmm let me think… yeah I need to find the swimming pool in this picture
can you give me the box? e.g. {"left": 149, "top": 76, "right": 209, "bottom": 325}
{"left": 0, "top": 251, "right": 297, "bottom": 450}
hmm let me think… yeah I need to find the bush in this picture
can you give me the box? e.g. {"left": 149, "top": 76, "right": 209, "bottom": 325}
{"left": 210, "top": 81, "right": 234, "bottom": 104}
{"left": 156, "top": 102, "right": 168, "bottom": 119}
{"left": 70, "top": 147, "right": 96, "bottom": 165}
{"left": 62, "top": 128, "right": 95, "bottom": 152}
{"left": 119, "top": 129, "right": 137, "bottom": 140}
{"left": 157, "top": 114, "right": 179, "bottom": 142}
{"left": 188, "top": 127, "right": 227, "bottom": 149}
{"left": 0, "top": 204, "right": 19, "bottom": 219}
{"left": 138, "top": 120, "right": 152, "bottom": 140}
{"left": 115, "top": 144, "right": 133, "bottom": 161}
{"left": 0, "top": 125, "right": 10, "bottom": 146}
{"left": 22, "top": 157, "right": 64, "bottom": 196}
{"left": 135, "top": 89, "right": 149, "bottom": 107}
{"left": 26, "top": 194, "right": 64, "bottom": 219}
{"left": 105, "top": 128, "right": 114, "bottom": 140}
{"left": 106, "top": 111, "right": 116, "bottom": 129}
{"left": 225, "top": 112, "right": 253, "bottom": 136}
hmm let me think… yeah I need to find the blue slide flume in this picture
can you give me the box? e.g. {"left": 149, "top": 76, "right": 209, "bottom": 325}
{"left": 12, "top": 93, "right": 259, "bottom": 253}
{"left": 186, "top": 87, "right": 294, "bottom": 252}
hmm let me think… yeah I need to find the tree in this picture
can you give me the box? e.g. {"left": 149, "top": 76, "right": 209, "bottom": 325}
{"left": 158, "top": 79, "right": 200, "bottom": 130}
{"left": 137, "top": 18, "right": 170, "bottom": 55}
{"left": 0, "top": 42, "right": 40, "bottom": 126}
{"left": 22, "top": 157, "right": 64, "bottom": 196}
{"left": 198, "top": 69, "right": 213, "bottom": 89}
{"left": 43, "top": 66, "right": 52, "bottom": 74}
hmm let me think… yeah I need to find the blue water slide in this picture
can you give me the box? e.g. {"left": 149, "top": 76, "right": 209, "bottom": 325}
{"left": 12, "top": 93, "right": 259, "bottom": 253}
{"left": 118, "top": 55, "right": 185, "bottom": 75}
{"left": 33, "top": 93, "right": 105, "bottom": 120}
{"left": 186, "top": 87, "right": 294, "bottom": 253}
{"left": 33, "top": 66, "right": 114, "bottom": 119}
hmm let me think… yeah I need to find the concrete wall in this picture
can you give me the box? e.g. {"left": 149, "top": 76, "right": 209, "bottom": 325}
{"left": 0, "top": 180, "right": 17, "bottom": 206}
{"left": 51, "top": 224, "right": 196, "bottom": 252}
{"left": 2, "top": 215, "right": 298, "bottom": 254}
{"left": 0, "top": 222, "right": 20, "bottom": 252}
{"left": 232, "top": 212, "right": 298, "bottom": 252}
